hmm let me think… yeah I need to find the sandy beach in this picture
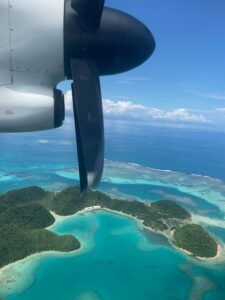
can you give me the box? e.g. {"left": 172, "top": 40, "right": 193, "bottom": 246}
{"left": 48, "top": 206, "right": 102, "bottom": 227}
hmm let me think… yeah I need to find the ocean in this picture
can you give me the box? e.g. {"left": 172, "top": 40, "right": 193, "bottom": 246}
{"left": 0, "top": 119, "right": 225, "bottom": 300}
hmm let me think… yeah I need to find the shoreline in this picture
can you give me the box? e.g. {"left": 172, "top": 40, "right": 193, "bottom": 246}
{"left": 0, "top": 206, "right": 102, "bottom": 275}
{"left": 0, "top": 205, "right": 223, "bottom": 275}
{"left": 63, "top": 206, "right": 224, "bottom": 261}
{"left": 92, "top": 207, "right": 224, "bottom": 261}
{"left": 196, "top": 242, "right": 224, "bottom": 261}
{"left": 0, "top": 208, "right": 93, "bottom": 275}
{"left": 0, "top": 238, "right": 84, "bottom": 276}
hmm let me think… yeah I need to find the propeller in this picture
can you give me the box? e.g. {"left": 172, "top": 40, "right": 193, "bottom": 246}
{"left": 71, "top": 0, "right": 105, "bottom": 31}
{"left": 71, "top": 58, "right": 104, "bottom": 191}
{"left": 64, "top": 0, "right": 156, "bottom": 192}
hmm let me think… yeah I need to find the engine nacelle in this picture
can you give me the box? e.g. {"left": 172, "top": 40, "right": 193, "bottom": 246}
{"left": 0, "top": 0, "right": 65, "bottom": 133}
{"left": 0, "top": 86, "right": 64, "bottom": 132}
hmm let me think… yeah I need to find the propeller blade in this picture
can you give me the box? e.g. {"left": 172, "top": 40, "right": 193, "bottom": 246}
{"left": 71, "top": 58, "right": 104, "bottom": 192}
{"left": 71, "top": 0, "right": 105, "bottom": 31}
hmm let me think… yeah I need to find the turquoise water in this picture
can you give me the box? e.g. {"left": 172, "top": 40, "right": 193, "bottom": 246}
{"left": 1, "top": 211, "right": 210, "bottom": 299}
{"left": 3, "top": 210, "right": 225, "bottom": 300}
{"left": 1, "top": 123, "right": 225, "bottom": 299}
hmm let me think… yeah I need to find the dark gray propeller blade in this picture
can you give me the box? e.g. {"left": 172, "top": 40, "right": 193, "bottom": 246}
{"left": 71, "top": 58, "right": 104, "bottom": 192}
{"left": 64, "top": 0, "right": 155, "bottom": 192}
{"left": 71, "top": 0, "right": 105, "bottom": 31}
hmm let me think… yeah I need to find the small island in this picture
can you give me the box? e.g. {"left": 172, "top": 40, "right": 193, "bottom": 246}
{"left": 174, "top": 224, "right": 218, "bottom": 258}
{"left": 0, "top": 186, "right": 219, "bottom": 268}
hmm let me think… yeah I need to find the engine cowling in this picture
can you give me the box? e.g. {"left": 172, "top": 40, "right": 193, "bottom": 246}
{"left": 0, "top": 86, "right": 64, "bottom": 132}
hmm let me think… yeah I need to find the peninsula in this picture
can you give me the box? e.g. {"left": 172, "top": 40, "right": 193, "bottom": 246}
{"left": 0, "top": 186, "right": 219, "bottom": 268}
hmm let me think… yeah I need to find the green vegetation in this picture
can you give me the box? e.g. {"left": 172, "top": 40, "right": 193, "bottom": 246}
{"left": 174, "top": 224, "right": 218, "bottom": 258}
{"left": 48, "top": 187, "right": 218, "bottom": 258}
{"left": 50, "top": 186, "right": 83, "bottom": 215}
{"left": 48, "top": 187, "right": 190, "bottom": 231}
{"left": 150, "top": 200, "right": 190, "bottom": 219}
{"left": 0, "top": 204, "right": 55, "bottom": 229}
{"left": 0, "top": 186, "right": 218, "bottom": 267}
{"left": 0, "top": 186, "right": 50, "bottom": 206}
{"left": 0, "top": 187, "right": 80, "bottom": 268}
{"left": 0, "top": 224, "right": 78, "bottom": 268}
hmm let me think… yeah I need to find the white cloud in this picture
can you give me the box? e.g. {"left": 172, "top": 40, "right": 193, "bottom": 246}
{"left": 64, "top": 91, "right": 210, "bottom": 124}
{"left": 103, "top": 100, "right": 145, "bottom": 117}
{"left": 149, "top": 108, "right": 207, "bottom": 122}
{"left": 103, "top": 99, "right": 209, "bottom": 123}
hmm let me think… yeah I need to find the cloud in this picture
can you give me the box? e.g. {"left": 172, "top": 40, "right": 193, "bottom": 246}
{"left": 103, "top": 99, "right": 210, "bottom": 123}
{"left": 64, "top": 91, "right": 210, "bottom": 124}
{"left": 103, "top": 100, "right": 145, "bottom": 116}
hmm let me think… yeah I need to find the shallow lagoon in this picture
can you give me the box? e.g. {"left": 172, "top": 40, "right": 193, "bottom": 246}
{"left": 0, "top": 208, "right": 224, "bottom": 300}
{"left": 0, "top": 212, "right": 199, "bottom": 299}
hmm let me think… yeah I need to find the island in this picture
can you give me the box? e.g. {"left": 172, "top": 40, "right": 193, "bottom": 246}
{"left": 0, "top": 186, "right": 219, "bottom": 268}
{"left": 173, "top": 224, "right": 218, "bottom": 258}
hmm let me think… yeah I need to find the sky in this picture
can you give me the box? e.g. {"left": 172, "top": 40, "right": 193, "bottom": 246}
{"left": 62, "top": 0, "right": 225, "bottom": 131}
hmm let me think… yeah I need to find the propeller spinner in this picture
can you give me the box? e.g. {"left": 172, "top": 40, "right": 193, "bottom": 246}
{"left": 65, "top": 0, "right": 155, "bottom": 191}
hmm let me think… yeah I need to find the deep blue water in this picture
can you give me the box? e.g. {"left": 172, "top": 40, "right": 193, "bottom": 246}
{"left": 105, "top": 120, "right": 225, "bottom": 181}
{"left": 1, "top": 119, "right": 225, "bottom": 180}
{"left": 1, "top": 119, "right": 225, "bottom": 300}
